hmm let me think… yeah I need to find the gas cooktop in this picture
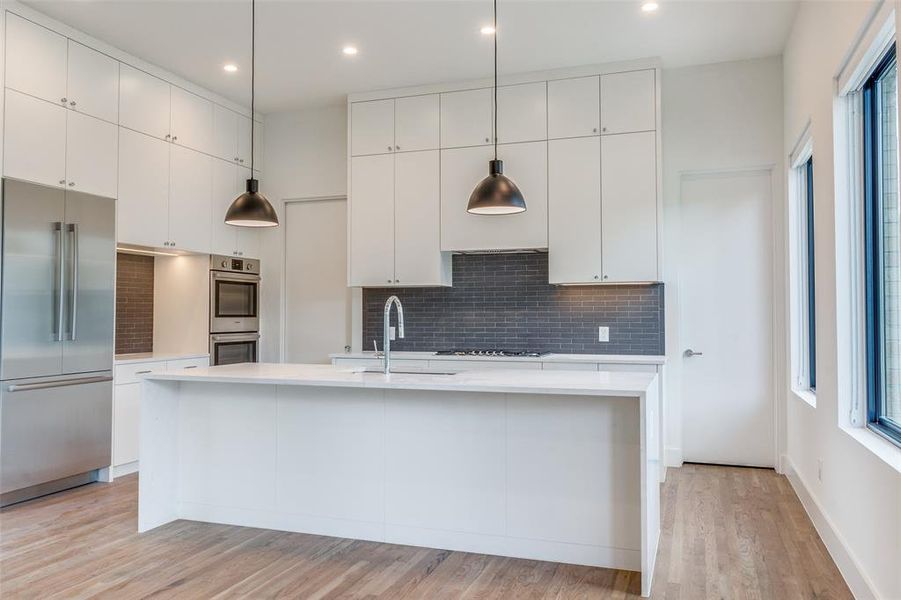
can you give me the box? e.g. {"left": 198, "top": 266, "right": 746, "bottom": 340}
{"left": 434, "top": 349, "right": 548, "bottom": 358}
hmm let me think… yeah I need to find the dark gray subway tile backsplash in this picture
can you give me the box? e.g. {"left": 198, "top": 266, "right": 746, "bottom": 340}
{"left": 115, "top": 252, "right": 155, "bottom": 355}
{"left": 362, "top": 253, "right": 664, "bottom": 355}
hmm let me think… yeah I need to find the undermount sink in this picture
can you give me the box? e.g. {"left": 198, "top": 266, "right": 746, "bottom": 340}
{"left": 353, "top": 367, "right": 458, "bottom": 376}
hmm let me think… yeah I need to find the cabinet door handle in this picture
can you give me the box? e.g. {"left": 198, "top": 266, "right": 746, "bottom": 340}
{"left": 60, "top": 97, "right": 67, "bottom": 104}
{"left": 183, "top": 365, "right": 198, "bottom": 369}
{"left": 68, "top": 182, "right": 75, "bottom": 187}
{"left": 69, "top": 101, "right": 76, "bottom": 107}
{"left": 165, "top": 134, "right": 171, "bottom": 139}
{"left": 59, "top": 179, "right": 66, "bottom": 185}
{"left": 135, "top": 370, "right": 152, "bottom": 375}
{"left": 172, "top": 135, "right": 178, "bottom": 142}
{"left": 592, "top": 127, "right": 598, "bottom": 133}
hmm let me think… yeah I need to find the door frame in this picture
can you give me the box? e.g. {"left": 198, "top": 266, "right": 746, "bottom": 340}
{"left": 279, "top": 195, "right": 353, "bottom": 364}
{"left": 676, "top": 165, "right": 781, "bottom": 469}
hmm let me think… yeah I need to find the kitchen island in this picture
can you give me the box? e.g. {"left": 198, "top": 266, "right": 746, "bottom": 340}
{"left": 139, "top": 363, "right": 661, "bottom": 596}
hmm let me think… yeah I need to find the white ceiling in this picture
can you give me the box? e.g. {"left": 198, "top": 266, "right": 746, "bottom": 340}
{"left": 23, "top": 0, "right": 799, "bottom": 113}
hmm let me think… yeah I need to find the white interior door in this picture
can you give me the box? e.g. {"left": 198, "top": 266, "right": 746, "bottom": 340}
{"left": 680, "top": 170, "right": 774, "bottom": 467}
{"left": 285, "top": 199, "right": 351, "bottom": 363}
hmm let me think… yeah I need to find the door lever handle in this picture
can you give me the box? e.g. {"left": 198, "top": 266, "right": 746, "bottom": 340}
{"left": 684, "top": 349, "right": 704, "bottom": 358}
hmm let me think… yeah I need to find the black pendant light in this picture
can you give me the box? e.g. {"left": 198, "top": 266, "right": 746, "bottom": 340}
{"left": 467, "top": 0, "right": 526, "bottom": 216}
{"left": 225, "top": 0, "right": 279, "bottom": 228}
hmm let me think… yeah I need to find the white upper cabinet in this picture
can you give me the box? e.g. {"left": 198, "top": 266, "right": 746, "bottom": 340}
{"left": 496, "top": 82, "right": 547, "bottom": 144}
{"left": 170, "top": 86, "right": 213, "bottom": 154}
{"left": 548, "top": 136, "right": 601, "bottom": 284}
{"left": 236, "top": 114, "right": 263, "bottom": 169}
{"left": 440, "top": 142, "right": 548, "bottom": 252}
{"left": 168, "top": 145, "right": 212, "bottom": 253}
{"left": 395, "top": 95, "right": 439, "bottom": 152}
{"left": 440, "top": 88, "right": 493, "bottom": 148}
{"left": 350, "top": 154, "right": 396, "bottom": 285}
{"left": 548, "top": 76, "right": 600, "bottom": 139}
{"left": 65, "top": 111, "right": 118, "bottom": 198}
{"left": 394, "top": 150, "right": 447, "bottom": 285}
{"left": 211, "top": 162, "right": 259, "bottom": 257}
{"left": 235, "top": 167, "right": 261, "bottom": 257}
{"left": 5, "top": 14, "right": 67, "bottom": 105}
{"left": 351, "top": 99, "right": 395, "bottom": 156}
{"left": 211, "top": 159, "right": 241, "bottom": 256}
{"left": 3, "top": 89, "right": 67, "bottom": 189}
{"left": 213, "top": 105, "right": 239, "bottom": 162}
{"left": 601, "top": 131, "right": 657, "bottom": 282}
{"left": 66, "top": 40, "right": 119, "bottom": 123}
{"left": 600, "top": 69, "right": 656, "bottom": 135}
{"left": 119, "top": 64, "right": 171, "bottom": 140}
{"left": 118, "top": 128, "right": 170, "bottom": 248}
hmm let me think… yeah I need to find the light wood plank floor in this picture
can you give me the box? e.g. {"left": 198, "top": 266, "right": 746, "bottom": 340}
{"left": 0, "top": 464, "right": 851, "bottom": 599}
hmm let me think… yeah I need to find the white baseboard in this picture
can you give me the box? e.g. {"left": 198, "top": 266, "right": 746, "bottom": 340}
{"left": 112, "top": 461, "right": 139, "bottom": 479}
{"left": 784, "top": 458, "right": 881, "bottom": 600}
{"left": 664, "top": 446, "right": 682, "bottom": 467}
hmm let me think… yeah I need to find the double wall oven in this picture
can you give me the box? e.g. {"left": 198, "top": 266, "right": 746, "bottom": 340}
{"left": 210, "top": 255, "right": 260, "bottom": 365}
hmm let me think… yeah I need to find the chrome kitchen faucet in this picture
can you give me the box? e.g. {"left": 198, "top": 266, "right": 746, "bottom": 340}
{"left": 383, "top": 296, "right": 405, "bottom": 374}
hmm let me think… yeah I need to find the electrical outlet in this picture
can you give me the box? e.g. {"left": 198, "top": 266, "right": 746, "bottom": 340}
{"left": 817, "top": 459, "right": 823, "bottom": 482}
{"left": 598, "top": 326, "right": 610, "bottom": 342}
{"left": 389, "top": 326, "right": 396, "bottom": 341}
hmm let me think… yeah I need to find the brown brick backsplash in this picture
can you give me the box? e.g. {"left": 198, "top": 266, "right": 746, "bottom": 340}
{"left": 362, "top": 253, "right": 664, "bottom": 355}
{"left": 115, "top": 252, "right": 154, "bottom": 354}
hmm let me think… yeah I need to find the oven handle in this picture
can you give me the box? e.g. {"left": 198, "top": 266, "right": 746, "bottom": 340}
{"left": 211, "top": 334, "right": 261, "bottom": 342}
{"left": 211, "top": 272, "right": 261, "bottom": 283}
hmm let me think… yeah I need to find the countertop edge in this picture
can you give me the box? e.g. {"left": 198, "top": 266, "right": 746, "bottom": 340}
{"left": 329, "top": 352, "right": 666, "bottom": 365}
{"left": 115, "top": 352, "right": 210, "bottom": 365}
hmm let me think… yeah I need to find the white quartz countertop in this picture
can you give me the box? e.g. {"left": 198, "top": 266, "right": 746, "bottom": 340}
{"left": 115, "top": 352, "right": 210, "bottom": 365}
{"left": 145, "top": 363, "right": 657, "bottom": 397}
{"left": 329, "top": 351, "right": 666, "bottom": 365}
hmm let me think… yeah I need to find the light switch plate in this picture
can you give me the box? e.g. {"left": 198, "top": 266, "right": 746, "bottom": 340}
{"left": 598, "top": 326, "right": 610, "bottom": 342}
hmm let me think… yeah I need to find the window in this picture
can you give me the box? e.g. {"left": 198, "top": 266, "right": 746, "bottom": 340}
{"left": 863, "top": 43, "right": 901, "bottom": 446}
{"left": 804, "top": 158, "right": 817, "bottom": 391}
{"left": 790, "top": 137, "right": 816, "bottom": 397}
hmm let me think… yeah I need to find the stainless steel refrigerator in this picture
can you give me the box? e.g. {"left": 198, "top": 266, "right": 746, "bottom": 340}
{"left": 0, "top": 178, "right": 115, "bottom": 506}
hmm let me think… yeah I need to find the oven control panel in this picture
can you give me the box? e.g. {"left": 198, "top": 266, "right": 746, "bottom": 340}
{"left": 210, "top": 254, "right": 260, "bottom": 274}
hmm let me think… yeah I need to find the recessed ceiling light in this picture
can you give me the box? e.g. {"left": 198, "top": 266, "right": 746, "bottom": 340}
{"left": 641, "top": 2, "right": 659, "bottom": 13}
{"left": 480, "top": 25, "right": 496, "bottom": 35}
{"left": 223, "top": 63, "right": 238, "bottom": 73}
{"left": 343, "top": 45, "right": 358, "bottom": 56}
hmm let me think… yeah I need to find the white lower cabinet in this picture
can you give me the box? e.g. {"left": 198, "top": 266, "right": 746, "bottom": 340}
{"left": 440, "top": 142, "right": 548, "bottom": 252}
{"left": 3, "top": 89, "right": 117, "bottom": 198}
{"left": 113, "top": 356, "right": 209, "bottom": 471}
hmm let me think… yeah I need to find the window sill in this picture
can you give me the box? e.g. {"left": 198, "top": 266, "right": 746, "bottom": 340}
{"left": 840, "top": 423, "right": 901, "bottom": 474}
{"left": 791, "top": 387, "right": 817, "bottom": 408}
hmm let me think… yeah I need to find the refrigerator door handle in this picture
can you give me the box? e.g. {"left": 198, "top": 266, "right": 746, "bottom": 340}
{"left": 6, "top": 374, "right": 113, "bottom": 393}
{"left": 52, "top": 222, "right": 64, "bottom": 342}
{"left": 66, "top": 223, "right": 79, "bottom": 341}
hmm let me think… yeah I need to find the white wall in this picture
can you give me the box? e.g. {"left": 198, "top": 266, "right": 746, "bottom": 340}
{"left": 153, "top": 254, "right": 210, "bottom": 355}
{"left": 782, "top": 2, "right": 901, "bottom": 599}
{"left": 258, "top": 104, "right": 350, "bottom": 361}
{"left": 661, "top": 56, "right": 785, "bottom": 466}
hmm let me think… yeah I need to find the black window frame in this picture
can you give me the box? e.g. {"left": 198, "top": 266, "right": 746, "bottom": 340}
{"left": 862, "top": 43, "right": 901, "bottom": 446}
{"left": 804, "top": 157, "right": 817, "bottom": 391}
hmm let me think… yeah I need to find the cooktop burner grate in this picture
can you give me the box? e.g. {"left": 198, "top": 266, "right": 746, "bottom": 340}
{"left": 434, "top": 349, "right": 548, "bottom": 358}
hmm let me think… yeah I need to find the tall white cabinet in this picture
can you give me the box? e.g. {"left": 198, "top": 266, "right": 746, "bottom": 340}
{"left": 3, "top": 11, "right": 264, "bottom": 258}
{"left": 348, "top": 64, "right": 661, "bottom": 286}
{"left": 547, "top": 69, "right": 659, "bottom": 284}
{"left": 349, "top": 94, "right": 451, "bottom": 287}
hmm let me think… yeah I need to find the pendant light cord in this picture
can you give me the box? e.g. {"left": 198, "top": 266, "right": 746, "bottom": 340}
{"left": 493, "top": 0, "right": 497, "bottom": 162}
{"left": 250, "top": 0, "right": 256, "bottom": 174}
